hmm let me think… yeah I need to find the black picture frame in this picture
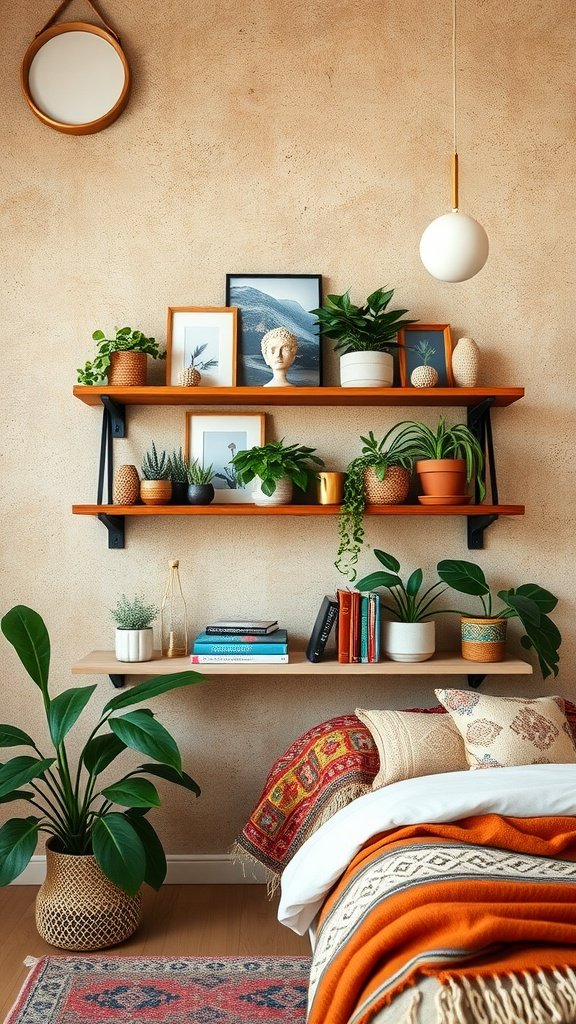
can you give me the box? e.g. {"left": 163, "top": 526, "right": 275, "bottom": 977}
{"left": 226, "top": 274, "right": 323, "bottom": 387}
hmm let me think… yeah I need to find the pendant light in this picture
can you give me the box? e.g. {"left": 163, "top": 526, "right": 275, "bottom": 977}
{"left": 419, "top": 0, "right": 489, "bottom": 282}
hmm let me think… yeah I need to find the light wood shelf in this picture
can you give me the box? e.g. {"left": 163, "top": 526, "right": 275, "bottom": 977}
{"left": 72, "top": 649, "right": 533, "bottom": 678}
{"left": 72, "top": 502, "right": 525, "bottom": 517}
{"left": 73, "top": 385, "right": 525, "bottom": 409}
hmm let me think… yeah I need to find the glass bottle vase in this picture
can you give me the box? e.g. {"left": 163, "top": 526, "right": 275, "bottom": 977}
{"left": 161, "top": 559, "right": 188, "bottom": 657}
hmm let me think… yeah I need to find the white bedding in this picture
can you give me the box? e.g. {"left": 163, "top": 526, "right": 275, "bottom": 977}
{"left": 278, "top": 763, "right": 576, "bottom": 934}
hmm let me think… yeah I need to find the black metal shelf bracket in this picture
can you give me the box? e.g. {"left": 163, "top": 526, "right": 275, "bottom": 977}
{"left": 467, "top": 673, "right": 486, "bottom": 688}
{"left": 95, "top": 396, "right": 128, "bottom": 548}
{"left": 101, "top": 396, "right": 126, "bottom": 438}
{"left": 109, "top": 673, "right": 126, "bottom": 688}
{"left": 466, "top": 398, "right": 499, "bottom": 550}
{"left": 98, "top": 512, "right": 125, "bottom": 549}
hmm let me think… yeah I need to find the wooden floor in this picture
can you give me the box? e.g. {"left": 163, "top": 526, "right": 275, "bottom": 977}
{"left": 0, "top": 885, "right": 310, "bottom": 1021}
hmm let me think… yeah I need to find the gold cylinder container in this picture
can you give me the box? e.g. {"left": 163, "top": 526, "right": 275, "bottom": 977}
{"left": 316, "top": 471, "right": 346, "bottom": 505}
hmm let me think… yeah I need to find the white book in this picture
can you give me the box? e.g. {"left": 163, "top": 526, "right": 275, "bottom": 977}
{"left": 190, "top": 654, "right": 289, "bottom": 664}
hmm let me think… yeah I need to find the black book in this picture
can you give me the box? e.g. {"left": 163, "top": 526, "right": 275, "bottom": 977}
{"left": 306, "top": 595, "right": 339, "bottom": 663}
{"left": 205, "top": 619, "right": 278, "bottom": 636}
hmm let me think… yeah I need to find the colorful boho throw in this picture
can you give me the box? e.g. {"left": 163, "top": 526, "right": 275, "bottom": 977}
{"left": 5, "top": 955, "right": 311, "bottom": 1024}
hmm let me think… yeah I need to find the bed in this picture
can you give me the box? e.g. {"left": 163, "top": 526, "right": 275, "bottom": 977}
{"left": 235, "top": 690, "right": 576, "bottom": 1024}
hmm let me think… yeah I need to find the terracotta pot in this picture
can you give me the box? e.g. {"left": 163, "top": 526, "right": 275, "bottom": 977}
{"left": 107, "top": 350, "right": 147, "bottom": 386}
{"left": 364, "top": 466, "right": 410, "bottom": 504}
{"left": 140, "top": 480, "right": 172, "bottom": 505}
{"left": 252, "top": 476, "right": 293, "bottom": 506}
{"left": 461, "top": 616, "right": 507, "bottom": 663}
{"left": 36, "top": 840, "right": 142, "bottom": 950}
{"left": 415, "top": 458, "right": 467, "bottom": 497}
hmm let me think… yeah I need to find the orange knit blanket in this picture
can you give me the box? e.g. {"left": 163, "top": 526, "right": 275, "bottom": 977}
{"left": 307, "top": 814, "right": 576, "bottom": 1024}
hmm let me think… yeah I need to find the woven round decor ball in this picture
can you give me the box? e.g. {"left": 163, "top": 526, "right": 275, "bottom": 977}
{"left": 113, "top": 464, "right": 140, "bottom": 505}
{"left": 178, "top": 365, "right": 202, "bottom": 386}
{"left": 411, "top": 365, "right": 439, "bottom": 388}
{"left": 364, "top": 466, "right": 410, "bottom": 505}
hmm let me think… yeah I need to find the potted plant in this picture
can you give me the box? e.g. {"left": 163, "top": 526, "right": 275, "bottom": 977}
{"left": 230, "top": 439, "right": 324, "bottom": 506}
{"left": 389, "top": 417, "right": 486, "bottom": 502}
{"left": 311, "top": 287, "right": 417, "bottom": 387}
{"left": 0, "top": 605, "right": 202, "bottom": 950}
{"left": 140, "top": 442, "right": 172, "bottom": 505}
{"left": 356, "top": 549, "right": 451, "bottom": 662}
{"left": 436, "top": 560, "right": 561, "bottom": 677}
{"left": 335, "top": 429, "right": 414, "bottom": 579}
{"left": 77, "top": 326, "right": 166, "bottom": 387}
{"left": 186, "top": 459, "right": 215, "bottom": 505}
{"left": 167, "top": 448, "right": 191, "bottom": 504}
{"left": 112, "top": 594, "right": 158, "bottom": 663}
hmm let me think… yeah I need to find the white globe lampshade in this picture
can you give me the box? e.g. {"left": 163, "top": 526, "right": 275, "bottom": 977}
{"left": 419, "top": 210, "right": 489, "bottom": 282}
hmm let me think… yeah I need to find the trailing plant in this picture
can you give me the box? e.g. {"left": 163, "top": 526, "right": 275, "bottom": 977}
{"left": 436, "top": 560, "right": 561, "bottom": 679}
{"left": 77, "top": 327, "right": 165, "bottom": 386}
{"left": 141, "top": 442, "right": 170, "bottom": 481}
{"left": 111, "top": 595, "right": 158, "bottom": 631}
{"left": 167, "top": 448, "right": 188, "bottom": 484}
{"left": 357, "top": 549, "right": 452, "bottom": 622}
{"left": 0, "top": 605, "right": 203, "bottom": 894}
{"left": 389, "top": 417, "right": 486, "bottom": 500}
{"left": 336, "top": 430, "right": 414, "bottom": 580}
{"left": 186, "top": 459, "right": 214, "bottom": 486}
{"left": 230, "top": 439, "right": 324, "bottom": 497}
{"left": 311, "top": 287, "right": 417, "bottom": 355}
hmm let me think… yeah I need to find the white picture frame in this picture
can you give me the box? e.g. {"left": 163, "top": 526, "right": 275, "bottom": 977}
{"left": 185, "top": 412, "right": 265, "bottom": 503}
{"left": 166, "top": 307, "right": 238, "bottom": 387}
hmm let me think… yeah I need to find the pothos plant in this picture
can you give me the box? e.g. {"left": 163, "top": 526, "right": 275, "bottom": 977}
{"left": 0, "top": 605, "right": 203, "bottom": 895}
{"left": 336, "top": 430, "right": 414, "bottom": 579}
{"left": 77, "top": 327, "right": 166, "bottom": 386}
{"left": 230, "top": 439, "right": 324, "bottom": 497}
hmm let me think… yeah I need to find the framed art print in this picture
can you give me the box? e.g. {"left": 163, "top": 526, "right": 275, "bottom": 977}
{"left": 226, "top": 274, "right": 322, "bottom": 386}
{"left": 185, "top": 412, "right": 265, "bottom": 503}
{"left": 397, "top": 324, "right": 454, "bottom": 387}
{"left": 166, "top": 307, "right": 237, "bottom": 387}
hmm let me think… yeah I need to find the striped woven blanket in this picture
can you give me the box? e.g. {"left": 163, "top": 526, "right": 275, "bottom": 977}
{"left": 307, "top": 814, "right": 576, "bottom": 1024}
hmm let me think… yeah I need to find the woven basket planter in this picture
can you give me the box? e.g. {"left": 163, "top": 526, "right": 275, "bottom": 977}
{"left": 36, "top": 841, "right": 142, "bottom": 950}
{"left": 140, "top": 480, "right": 172, "bottom": 505}
{"left": 107, "top": 350, "right": 147, "bottom": 386}
{"left": 461, "top": 616, "right": 507, "bottom": 663}
{"left": 363, "top": 466, "right": 410, "bottom": 505}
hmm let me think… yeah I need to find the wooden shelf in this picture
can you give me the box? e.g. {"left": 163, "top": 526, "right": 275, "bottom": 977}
{"left": 73, "top": 649, "right": 533, "bottom": 678}
{"left": 73, "top": 385, "right": 525, "bottom": 409}
{"left": 72, "top": 503, "right": 525, "bottom": 517}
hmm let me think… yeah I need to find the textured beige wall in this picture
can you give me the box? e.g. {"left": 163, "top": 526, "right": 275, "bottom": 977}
{"left": 1, "top": 0, "right": 575, "bottom": 855}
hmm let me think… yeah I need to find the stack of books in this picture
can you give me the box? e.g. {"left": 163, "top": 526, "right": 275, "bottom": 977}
{"left": 336, "top": 590, "right": 381, "bottom": 663}
{"left": 190, "top": 619, "right": 289, "bottom": 664}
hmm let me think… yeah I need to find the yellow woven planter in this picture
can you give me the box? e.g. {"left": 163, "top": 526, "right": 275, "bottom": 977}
{"left": 461, "top": 616, "right": 508, "bottom": 663}
{"left": 36, "top": 842, "right": 142, "bottom": 951}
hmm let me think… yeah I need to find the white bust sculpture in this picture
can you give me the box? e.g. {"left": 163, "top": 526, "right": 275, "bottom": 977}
{"left": 260, "top": 327, "right": 298, "bottom": 387}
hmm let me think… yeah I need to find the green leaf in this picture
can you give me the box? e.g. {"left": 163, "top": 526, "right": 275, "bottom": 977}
{"left": 500, "top": 592, "right": 541, "bottom": 626}
{"left": 109, "top": 712, "right": 182, "bottom": 772}
{"left": 82, "top": 733, "right": 127, "bottom": 776}
{"left": 374, "top": 550, "right": 401, "bottom": 573}
{"left": 0, "top": 817, "right": 41, "bottom": 885}
{"left": 136, "top": 763, "right": 201, "bottom": 797}
{"left": 48, "top": 685, "right": 97, "bottom": 747}
{"left": 406, "top": 569, "right": 423, "bottom": 598}
{"left": 103, "top": 671, "right": 204, "bottom": 714}
{"left": 92, "top": 329, "right": 105, "bottom": 340}
{"left": 514, "top": 584, "right": 558, "bottom": 614}
{"left": 0, "top": 756, "right": 55, "bottom": 799}
{"left": 1, "top": 606, "right": 50, "bottom": 697}
{"left": 101, "top": 777, "right": 161, "bottom": 808}
{"left": 0, "top": 725, "right": 36, "bottom": 748}
{"left": 124, "top": 811, "right": 167, "bottom": 890}
{"left": 357, "top": 570, "right": 402, "bottom": 592}
{"left": 92, "top": 813, "right": 146, "bottom": 896}
{"left": 436, "top": 560, "right": 490, "bottom": 596}
{"left": 0, "top": 789, "right": 34, "bottom": 804}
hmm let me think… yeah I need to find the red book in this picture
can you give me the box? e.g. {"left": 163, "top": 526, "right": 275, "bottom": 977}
{"left": 337, "top": 590, "right": 352, "bottom": 663}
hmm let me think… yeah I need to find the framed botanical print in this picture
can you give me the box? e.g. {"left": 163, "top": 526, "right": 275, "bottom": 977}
{"left": 166, "top": 307, "right": 237, "bottom": 387}
{"left": 184, "top": 412, "right": 265, "bottom": 503}
{"left": 397, "top": 324, "right": 454, "bottom": 387}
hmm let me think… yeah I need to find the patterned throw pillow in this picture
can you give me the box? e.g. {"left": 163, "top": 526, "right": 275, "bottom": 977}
{"left": 435, "top": 689, "right": 576, "bottom": 770}
{"left": 355, "top": 708, "right": 467, "bottom": 788}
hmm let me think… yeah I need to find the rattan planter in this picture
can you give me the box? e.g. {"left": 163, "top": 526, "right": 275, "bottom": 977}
{"left": 461, "top": 616, "right": 507, "bottom": 662}
{"left": 107, "top": 350, "right": 147, "bottom": 386}
{"left": 36, "top": 841, "right": 142, "bottom": 950}
{"left": 364, "top": 466, "right": 410, "bottom": 504}
{"left": 140, "top": 480, "right": 172, "bottom": 505}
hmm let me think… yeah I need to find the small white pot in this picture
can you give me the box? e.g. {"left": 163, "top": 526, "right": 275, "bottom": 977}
{"left": 383, "top": 620, "right": 435, "bottom": 663}
{"left": 115, "top": 627, "right": 154, "bottom": 662}
{"left": 252, "top": 476, "right": 293, "bottom": 506}
{"left": 339, "top": 351, "right": 394, "bottom": 388}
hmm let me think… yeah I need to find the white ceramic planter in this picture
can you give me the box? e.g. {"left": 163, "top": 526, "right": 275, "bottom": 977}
{"left": 339, "top": 351, "right": 394, "bottom": 388}
{"left": 382, "top": 620, "right": 435, "bottom": 663}
{"left": 115, "top": 627, "right": 153, "bottom": 662}
{"left": 252, "top": 476, "right": 293, "bottom": 506}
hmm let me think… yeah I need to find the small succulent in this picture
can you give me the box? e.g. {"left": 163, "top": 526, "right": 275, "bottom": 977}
{"left": 186, "top": 459, "right": 214, "bottom": 486}
{"left": 111, "top": 594, "right": 159, "bottom": 630}
{"left": 168, "top": 448, "right": 188, "bottom": 484}
{"left": 141, "top": 442, "right": 170, "bottom": 481}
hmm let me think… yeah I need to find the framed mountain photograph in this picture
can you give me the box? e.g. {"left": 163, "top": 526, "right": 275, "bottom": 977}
{"left": 226, "top": 273, "right": 322, "bottom": 386}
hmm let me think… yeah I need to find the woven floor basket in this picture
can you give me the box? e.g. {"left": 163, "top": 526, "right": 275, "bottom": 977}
{"left": 363, "top": 466, "right": 410, "bottom": 504}
{"left": 36, "top": 843, "right": 142, "bottom": 950}
{"left": 107, "top": 350, "right": 147, "bottom": 386}
{"left": 461, "top": 617, "right": 507, "bottom": 662}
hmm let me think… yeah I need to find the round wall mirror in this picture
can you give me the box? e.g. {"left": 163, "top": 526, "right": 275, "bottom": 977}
{"left": 21, "top": 22, "right": 130, "bottom": 135}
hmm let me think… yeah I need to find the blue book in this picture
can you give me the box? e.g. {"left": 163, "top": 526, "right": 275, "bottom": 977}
{"left": 193, "top": 634, "right": 288, "bottom": 655}
{"left": 194, "top": 629, "right": 287, "bottom": 646}
{"left": 360, "top": 595, "right": 370, "bottom": 663}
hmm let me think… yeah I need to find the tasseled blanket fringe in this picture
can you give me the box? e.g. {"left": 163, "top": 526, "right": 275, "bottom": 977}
{"left": 434, "top": 966, "right": 576, "bottom": 1024}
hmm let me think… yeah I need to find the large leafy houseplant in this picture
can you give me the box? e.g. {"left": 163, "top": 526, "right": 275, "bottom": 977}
{"left": 437, "top": 560, "right": 561, "bottom": 679}
{"left": 357, "top": 549, "right": 450, "bottom": 622}
{"left": 311, "top": 287, "right": 417, "bottom": 355}
{"left": 77, "top": 327, "right": 166, "bottom": 386}
{"left": 230, "top": 439, "right": 324, "bottom": 497}
{"left": 336, "top": 430, "right": 414, "bottom": 579}
{"left": 388, "top": 417, "right": 486, "bottom": 501}
{"left": 0, "top": 605, "right": 203, "bottom": 895}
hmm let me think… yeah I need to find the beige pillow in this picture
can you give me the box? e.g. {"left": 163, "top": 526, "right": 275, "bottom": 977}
{"left": 435, "top": 689, "right": 576, "bottom": 770}
{"left": 355, "top": 708, "right": 467, "bottom": 788}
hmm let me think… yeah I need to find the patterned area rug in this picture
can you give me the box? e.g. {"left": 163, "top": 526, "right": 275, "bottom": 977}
{"left": 5, "top": 956, "right": 311, "bottom": 1024}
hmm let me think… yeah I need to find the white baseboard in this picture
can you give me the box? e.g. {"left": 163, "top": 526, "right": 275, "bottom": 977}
{"left": 13, "top": 854, "right": 269, "bottom": 886}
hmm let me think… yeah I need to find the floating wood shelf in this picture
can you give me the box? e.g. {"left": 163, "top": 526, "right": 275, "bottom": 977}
{"left": 73, "top": 385, "right": 525, "bottom": 409}
{"left": 73, "top": 502, "right": 525, "bottom": 517}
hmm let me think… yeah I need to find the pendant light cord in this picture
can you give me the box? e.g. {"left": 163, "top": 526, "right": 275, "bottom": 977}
{"left": 451, "top": 0, "right": 459, "bottom": 210}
